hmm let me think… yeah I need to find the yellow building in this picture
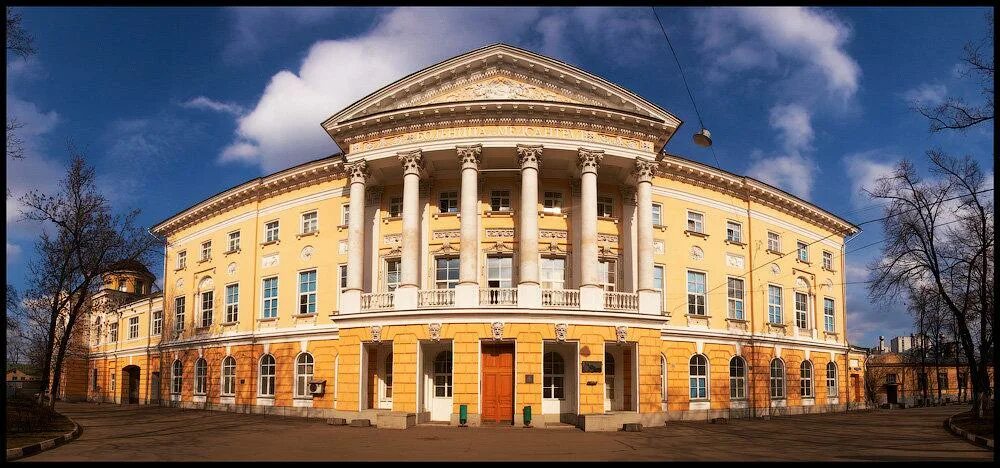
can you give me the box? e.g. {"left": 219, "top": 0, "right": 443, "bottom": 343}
{"left": 77, "top": 44, "right": 864, "bottom": 430}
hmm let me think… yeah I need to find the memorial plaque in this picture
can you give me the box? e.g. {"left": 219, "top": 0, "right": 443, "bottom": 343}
{"left": 525, "top": 374, "right": 534, "bottom": 384}
{"left": 581, "top": 361, "right": 603, "bottom": 373}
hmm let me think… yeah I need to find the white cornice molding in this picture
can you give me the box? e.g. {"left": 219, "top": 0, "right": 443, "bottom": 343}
{"left": 347, "top": 135, "right": 655, "bottom": 164}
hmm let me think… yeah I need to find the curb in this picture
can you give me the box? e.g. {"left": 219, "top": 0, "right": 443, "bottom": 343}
{"left": 944, "top": 413, "right": 994, "bottom": 450}
{"left": 5, "top": 417, "right": 83, "bottom": 462}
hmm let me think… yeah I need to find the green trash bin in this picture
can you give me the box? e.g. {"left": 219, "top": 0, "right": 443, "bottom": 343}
{"left": 459, "top": 404, "right": 468, "bottom": 426}
{"left": 523, "top": 406, "right": 532, "bottom": 427}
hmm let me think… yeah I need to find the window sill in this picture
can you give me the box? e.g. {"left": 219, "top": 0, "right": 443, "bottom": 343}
{"left": 432, "top": 212, "right": 460, "bottom": 219}
{"left": 725, "top": 239, "right": 746, "bottom": 247}
{"left": 174, "top": 266, "right": 187, "bottom": 272}
{"left": 653, "top": 224, "right": 667, "bottom": 231}
{"left": 767, "top": 322, "right": 787, "bottom": 328}
{"left": 292, "top": 313, "right": 317, "bottom": 318}
{"left": 684, "top": 230, "right": 708, "bottom": 238}
{"left": 382, "top": 215, "right": 402, "bottom": 224}
{"left": 260, "top": 240, "right": 280, "bottom": 247}
{"left": 540, "top": 209, "right": 564, "bottom": 217}
{"left": 725, "top": 317, "right": 748, "bottom": 323}
{"left": 766, "top": 249, "right": 782, "bottom": 255}
{"left": 257, "top": 317, "right": 278, "bottom": 322}
{"left": 223, "top": 249, "right": 240, "bottom": 256}
{"left": 257, "top": 395, "right": 275, "bottom": 400}
{"left": 484, "top": 210, "right": 514, "bottom": 218}
{"left": 293, "top": 396, "right": 314, "bottom": 401}
{"left": 197, "top": 258, "right": 212, "bottom": 264}
{"left": 686, "top": 313, "right": 712, "bottom": 318}
{"left": 822, "top": 266, "right": 836, "bottom": 273}
{"left": 795, "top": 258, "right": 812, "bottom": 265}
{"left": 297, "top": 230, "right": 319, "bottom": 239}
{"left": 597, "top": 216, "right": 618, "bottom": 224}
{"left": 337, "top": 224, "right": 348, "bottom": 232}
{"left": 220, "top": 321, "right": 238, "bottom": 326}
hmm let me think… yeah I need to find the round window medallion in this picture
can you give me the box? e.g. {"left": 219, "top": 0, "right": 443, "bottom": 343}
{"left": 690, "top": 246, "right": 704, "bottom": 261}
{"left": 227, "top": 262, "right": 237, "bottom": 277}
{"left": 771, "top": 264, "right": 781, "bottom": 275}
{"left": 301, "top": 245, "right": 315, "bottom": 261}
{"left": 175, "top": 278, "right": 184, "bottom": 290}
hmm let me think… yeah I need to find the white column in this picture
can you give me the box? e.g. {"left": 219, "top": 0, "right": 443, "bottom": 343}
{"left": 517, "top": 145, "right": 543, "bottom": 308}
{"left": 395, "top": 150, "right": 423, "bottom": 309}
{"left": 456, "top": 145, "right": 481, "bottom": 307}
{"left": 341, "top": 161, "right": 369, "bottom": 314}
{"left": 577, "top": 148, "right": 604, "bottom": 310}
{"left": 634, "top": 159, "right": 661, "bottom": 315}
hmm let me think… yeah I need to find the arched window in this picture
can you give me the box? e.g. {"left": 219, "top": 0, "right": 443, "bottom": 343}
{"left": 543, "top": 352, "right": 565, "bottom": 399}
{"left": 221, "top": 356, "right": 236, "bottom": 396}
{"left": 384, "top": 354, "right": 393, "bottom": 398}
{"left": 689, "top": 354, "right": 708, "bottom": 400}
{"left": 295, "top": 353, "right": 314, "bottom": 398}
{"left": 434, "top": 351, "right": 453, "bottom": 398}
{"left": 770, "top": 358, "right": 785, "bottom": 399}
{"left": 194, "top": 358, "right": 207, "bottom": 395}
{"left": 730, "top": 356, "right": 747, "bottom": 400}
{"left": 171, "top": 360, "right": 183, "bottom": 394}
{"left": 259, "top": 354, "right": 275, "bottom": 396}
{"left": 826, "top": 362, "right": 838, "bottom": 397}
{"left": 800, "top": 361, "right": 813, "bottom": 398}
{"left": 660, "top": 354, "right": 668, "bottom": 402}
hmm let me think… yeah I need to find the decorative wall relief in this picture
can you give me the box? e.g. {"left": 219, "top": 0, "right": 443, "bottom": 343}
{"left": 690, "top": 246, "right": 704, "bottom": 261}
{"left": 262, "top": 253, "right": 279, "bottom": 269}
{"left": 300, "top": 246, "right": 315, "bottom": 262}
{"left": 725, "top": 253, "right": 745, "bottom": 269}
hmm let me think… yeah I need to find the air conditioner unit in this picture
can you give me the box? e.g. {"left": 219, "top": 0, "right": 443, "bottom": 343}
{"left": 308, "top": 379, "right": 326, "bottom": 396}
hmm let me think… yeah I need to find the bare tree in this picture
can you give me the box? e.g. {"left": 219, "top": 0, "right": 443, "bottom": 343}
{"left": 913, "top": 12, "right": 994, "bottom": 132}
{"left": 19, "top": 150, "right": 162, "bottom": 407}
{"left": 7, "top": 7, "right": 35, "bottom": 161}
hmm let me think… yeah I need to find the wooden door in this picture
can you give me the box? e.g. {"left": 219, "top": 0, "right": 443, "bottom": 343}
{"left": 481, "top": 343, "right": 514, "bottom": 423}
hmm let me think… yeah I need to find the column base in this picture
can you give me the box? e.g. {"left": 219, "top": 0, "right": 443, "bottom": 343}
{"left": 454, "top": 283, "right": 479, "bottom": 308}
{"left": 637, "top": 289, "right": 662, "bottom": 316}
{"left": 340, "top": 289, "right": 362, "bottom": 315}
{"left": 517, "top": 283, "right": 542, "bottom": 308}
{"left": 394, "top": 285, "right": 418, "bottom": 310}
{"left": 579, "top": 285, "right": 604, "bottom": 311}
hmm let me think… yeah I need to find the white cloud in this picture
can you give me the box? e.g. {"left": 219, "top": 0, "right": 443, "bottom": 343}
{"left": 745, "top": 103, "right": 818, "bottom": 199}
{"left": 5, "top": 95, "right": 63, "bottom": 239}
{"left": 843, "top": 149, "right": 901, "bottom": 208}
{"left": 182, "top": 96, "right": 245, "bottom": 116}
{"left": 902, "top": 83, "right": 947, "bottom": 106}
{"left": 769, "top": 103, "right": 814, "bottom": 155}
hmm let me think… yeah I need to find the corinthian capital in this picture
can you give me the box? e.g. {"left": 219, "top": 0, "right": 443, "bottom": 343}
{"left": 347, "top": 161, "right": 370, "bottom": 185}
{"left": 457, "top": 145, "right": 482, "bottom": 170}
{"left": 516, "top": 144, "right": 543, "bottom": 170}
{"left": 577, "top": 148, "right": 604, "bottom": 174}
{"left": 633, "top": 159, "right": 657, "bottom": 183}
{"left": 397, "top": 150, "right": 424, "bottom": 177}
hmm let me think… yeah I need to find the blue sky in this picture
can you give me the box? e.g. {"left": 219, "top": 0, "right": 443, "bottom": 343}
{"left": 6, "top": 7, "right": 994, "bottom": 347}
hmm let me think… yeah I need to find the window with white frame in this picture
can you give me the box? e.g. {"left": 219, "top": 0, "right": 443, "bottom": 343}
{"left": 385, "top": 259, "right": 401, "bottom": 291}
{"left": 339, "top": 265, "right": 347, "bottom": 293}
{"left": 200, "top": 290, "right": 214, "bottom": 327}
{"left": 200, "top": 241, "right": 211, "bottom": 261}
{"left": 135, "top": 280, "right": 144, "bottom": 294}
{"left": 174, "top": 297, "right": 185, "bottom": 331}
{"left": 687, "top": 211, "right": 704, "bottom": 233}
{"left": 726, "top": 221, "right": 742, "bottom": 243}
{"left": 301, "top": 211, "right": 318, "bottom": 234}
{"left": 299, "top": 270, "right": 317, "bottom": 315}
{"left": 598, "top": 259, "right": 617, "bottom": 292}
{"left": 490, "top": 190, "right": 511, "bottom": 212}
{"left": 826, "top": 362, "right": 838, "bottom": 397}
{"left": 770, "top": 359, "right": 785, "bottom": 399}
{"left": 177, "top": 250, "right": 187, "bottom": 269}
{"left": 128, "top": 316, "right": 139, "bottom": 340}
{"left": 768, "top": 285, "right": 783, "bottom": 324}
{"left": 797, "top": 241, "right": 809, "bottom": 262}
{"left": 727, "top": 277, "right": 745, "bottom": 320}
{"left": 541, "top": 257, "right": 565, "bottom": 290}
{"left": 434, "top": 352, "right": 452, "bottom": 397}
{"left": 222, "top": 356, "right": 236, "bottom": 396}
{"left": 259, "top": 354, "right": 275, "bottom": 396}
{"left": 795, "top": 292, "right": 809, "bottom": 329}
{"left": 823, "top": 251, "right": 833, "bottom": 270}
{"left": 262, "top": 277, "right": 278, "bottom": 319}
{"left": 687, "top": 271, "right": 707, "bottom": 315}
{"left": 225, "top": 284, "right": 239, "bottom": 323}
{"left": 341, "top": 204, "right": 350, "bottom": 225}
{"left": 264, "top": 220, "right": 279, "bottom": 243}
{"left": 824, "top": 298, "right": 835, "bottom": 332}
{"left": 436, "top": 257, "right": 460, "bottom": 289}
{"left": 487, "top": 256, "right": 513, "bottom": 288}
{"left": 543, "top": 191, "right": 562, "bottom": 213}
{"left": 597, "top": 196, "right": 614, "bottom": 217}
{"left": 652, "top": 203, "right": 663, "bottom": 226}
{"left": 194, "top": 358, "right": 207, "bottom": 395}
{"left": 110, "top": 322, "right": 119, "bottom": 342}
{"left": 767, "top": 231, "right": 781, "bottom": 252}
{"left": 438, "top": 191, "right": 458, "bottom": 213}
{"left": 543, "top": 352, "right": 565, "bottom": 399}
{"left": 388, "top": 197, "right": 402, "bottom": 217}
{"left": 228, "top": 230, "right": 240, "bottom": 252}
{"left": 171, "top": 360, "right": 183, "bottom": 394}
{"left": 152, "top": 310, "right": 162, "bottom": 335}
{"left": 295, "top": 353, "right": 314, "bottom": 398}
{"left": 800, "top": 361, "right": 814, "bottom": 398}
{"left": 730, "top": 356, "right": 747, "bottom": 399}
{"left": 689, "top": 354, "right": 708, "bottom": 399}
{"left": 654, "top": 265, "right": 665, "bottom": 310}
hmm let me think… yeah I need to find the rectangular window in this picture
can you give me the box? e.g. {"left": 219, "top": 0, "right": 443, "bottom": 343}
{"left": 262, "top": 277, "right": 278, "bottom": 319}
{"left": 128, "top": 316, "right": 139, "bottom": 340}
{"left": 797, "top": 241, "right": 809, "bottom": 262}
{"left": 265, "top": 221, "right": 279, "bottom": 243}
{"left": 385, "top": 259, "right": 401, "bottom": 291}
{"left": 225, "top": 284, "right": 239, "bottom": 323}
{"left": 436, "top": 257, "right": 460, "bottom": 289}
{"left": 687, "top": 271, "right": 707, "bottom": 315}
{"left": 201, "top": 291, "right": 214, "bottom": 327}
{"left": 767, "top": 231, "right": 781, "bottom": 252}
{"left": 438, "top": 191, "right": 458, "bottom": 213}
{"left": 652, "top": 203, "right": 663, "bottom": 226}
{"left": 298, "top": 270, "right": 317, "bottom": 315}
{"left": 201, "top": 241, "right": 211, "bottom": 261}
{"left": 486, "top": 256, "right": 513, "bottom": 288}
{"left": 654, "top": 265, "right": 665, "bottom": 310}
{"left": 489, "top": 190, "right": 511, "bottom": 212}
{"left": 726, "top": 221, "right": 742, "bottom": 243}
{"left": 687, "top": 211, "right": 704, "bottom": 233}
{"left": 543, "top": 191, "right": 562, "bottom": 213}
{"left": 540, "top": 257, "right": 565, "bottom": 289}
{"left": 302, "top": 211, "right": 318, "bottom": 233}
{"left": 110, "top": 322, "right": 119, "bottom": 342}
{"left": 341, "top": 204, "right": 350, "bottom": 226}
{"left": 228, "top": 231, "right": 240, "bottom": 252}
{"left": 824, "top": 298, "right": 835, "bottom": 332}
{"left": 92, "top": 368, "right": 98, "bottom": 392}
{"left": 152, "top": 310, "right": 162, "bottom": 335}
{"left": 388, "top": 197, "right": 403, "bottom": 217}
{"left": 727, "top": 277, "right": 745, "bottom": 320}
{"left": 938, "top": 372, "right": 948, "bottom": 389}
{"left": 598, "top": 259, "right": 617, "bottom": 292}
{"left": 174, "top": 297, "right": 185, "bottom": 331}
{"left": 768, "top": 285, "right": 783, "bottom": 324}
{"left": 795, "top": 292, "right": 808, "bottom": 329}
{"left": 597, "top": 196, "right": 614, "bottom": 217}
{"left": 339, "top": 265, "right": 347, "bottom": 293}
{"left": 823, "top": 251, "right": 833, "bottom": 270}
{"left": 177, "top": 250, "right": 187, "bottom": 269}
{"left": 887, "top": 373, "right": 897, "bottom": 384}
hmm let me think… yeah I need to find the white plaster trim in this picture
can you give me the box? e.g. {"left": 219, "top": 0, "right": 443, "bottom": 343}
{"left": 348, "top": 136, "right": 654, "bottom": 165}
{"left": 292, "top": 398, "right": 314, "bottom": 408}
{"left": 652, "top": 186, "right": 747, "bottom": 217}
{"left": 192, "top": 395, "right": 206, "bottom": 403}
{"left": 688, "top": 401, "right": 710, "bottom": 411}
{"left": 749, "top": 210, "right": 842, "bottom": 249}
{"left": 801, "top": 397, "right": 815, "bottom": 406}
{"left": 219, "top": 396, "right": 235, "bottom": 405}
{"left": 170, "top": 394, "right": 181, "bottom": 402}
{"left": 256, "top": 397, "right": 275, "bottom": 406}
{"left": 729, "top": 400, "right": 748, "bottom": 409}
{"left": 770, "top": 399, "right": 787, "bottom": 408}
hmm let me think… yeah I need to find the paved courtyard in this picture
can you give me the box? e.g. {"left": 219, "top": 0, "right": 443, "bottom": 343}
{"left": 21, "top": 403, "right": 992, "bottom": 461}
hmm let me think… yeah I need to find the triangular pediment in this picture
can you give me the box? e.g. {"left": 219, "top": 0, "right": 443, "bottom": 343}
{"left": 419, "top": 75, "right": 582, "bottom": 107}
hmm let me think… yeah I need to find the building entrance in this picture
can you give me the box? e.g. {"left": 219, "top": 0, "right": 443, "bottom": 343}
{"left": 481, "top": 342, "right": 514, "bottom": 424}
